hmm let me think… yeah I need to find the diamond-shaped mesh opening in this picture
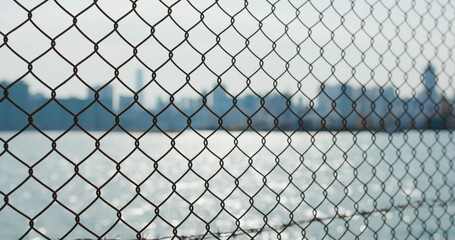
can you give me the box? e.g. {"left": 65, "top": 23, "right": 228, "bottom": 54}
{"left": 57, "top": 176, "right": 95, "bottom": 213}
{"left": 78, "top": 150, "right": 116, "bottom": 187}
{"left": 32, "top": 202, "right": 75, "bottom": 238}
{"left": 120, "top": 150, "right": 155, "bottom": 184}
{"left": 0, "top": 152, "right": 29, "bottom": 193}
{"left": 140, "top": 173, "right": 173, "bottom": 205}
{"left": 54, "top": 27, "right": 93, "bottom": 64}
{"left": 32, "top": 151, "right": 74, "bottom": 189}
{"left": 7, "top": 178, "right": 52, "bottom": 218}
{"left": 1, "top": 0, "right": 455, "bottom": 239}
{"left": 5, "top": 129, "right": 52, "bottom": 164}
{"left": 54, "top": 129, "right": 95, "bottom": 163}
{"left": 33, "top": 100, "right": 74, "bottom": 130}
{"left": 78, "top": 199, "right": 118, "bottom": 238}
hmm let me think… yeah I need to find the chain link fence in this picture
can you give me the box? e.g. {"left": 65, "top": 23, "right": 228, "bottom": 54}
{"left": 1, "top": 0, "right": 455, "bottom": 239}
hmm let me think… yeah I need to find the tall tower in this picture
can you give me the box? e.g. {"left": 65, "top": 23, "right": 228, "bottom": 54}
{"left": 99, "top": 84, "right": 114, "bottom": 111}
{"left": 423, "top": 63, "right": 437, "bottom": 98}
{"left": 136, "top": 69, "right": 145, "bottom": 105}
{"left": 421, "top": 63, "right": 438, "bottom": 117}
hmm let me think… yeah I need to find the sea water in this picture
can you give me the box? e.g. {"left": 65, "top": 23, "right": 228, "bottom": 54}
{"left": 0, "top": 130, "right": 454, "bottom": 239}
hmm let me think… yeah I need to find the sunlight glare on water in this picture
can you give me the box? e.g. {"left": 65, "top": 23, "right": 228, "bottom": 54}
{"left": 0, "top": 130, "right": 454, "bottom": 239}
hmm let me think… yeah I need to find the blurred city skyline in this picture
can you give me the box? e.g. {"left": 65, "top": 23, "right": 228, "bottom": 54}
{"left": 1, "top": 63, "right": 453, "bottom": 132}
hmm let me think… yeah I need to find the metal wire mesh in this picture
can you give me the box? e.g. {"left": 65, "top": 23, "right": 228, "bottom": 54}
{"left": 0, "top": 0, "right": 455, "bottom": 239}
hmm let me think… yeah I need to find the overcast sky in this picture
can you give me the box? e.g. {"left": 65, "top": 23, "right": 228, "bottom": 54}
{"left": 0, "top": 0, "right": 453, "bottom": 108}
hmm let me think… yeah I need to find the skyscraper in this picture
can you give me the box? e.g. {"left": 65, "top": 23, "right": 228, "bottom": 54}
{"left": 424, "top": 63, "right": 437, "bottom": 98}
{"left": 136, "top": 69, "right": 145, "bottom": 105}
{"left": 421, "top": 63, "right": 439, "bottom": 117}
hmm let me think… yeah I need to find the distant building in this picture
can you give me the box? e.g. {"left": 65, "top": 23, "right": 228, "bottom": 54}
{"left": 78, "top": 84, "right": 115, "bottom": 130}
{"left": 317, "top": 83, "right": 360, "bottom": 129}
{"left": 0, "top": 81, "right": 30, "bottom": 129}
{"left": 356, "top": 86, "right": 395, "bottom": 130}
{"left": 238, "top": 94, "right": 259, "bottom": 116}
{"left": 136, "top": 69, "right": 145, "bottom": 105}
{"left": 419, "top": 63, "right": 439, "bottom": 117}
{"left": 119, "top": 95, "right": 135, "bottom": 112}
{"left": 423, "top": 64, "right": 437, "bottom": 97}
{"left": 98, "top": 84, "right": 114, "bottom": 111}
{"left": 210, "top": 84, "right": 231, "bottom": 116}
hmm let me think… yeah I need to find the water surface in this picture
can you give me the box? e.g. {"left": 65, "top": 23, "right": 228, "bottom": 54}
{"left": 0, "top": 130, "right": 454, "bottom": 239}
